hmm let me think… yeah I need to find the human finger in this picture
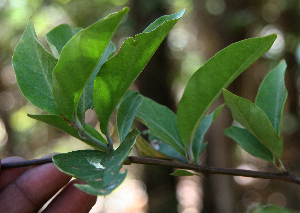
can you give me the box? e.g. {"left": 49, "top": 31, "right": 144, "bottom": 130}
{"left": 43, "top": 179, "right": 97, "bottom": 213}
{"left": 0, "top": 156, "right": 29, "bottom": 190}
{"left": 0, "top": 160, "right": 71, "bottom": 213}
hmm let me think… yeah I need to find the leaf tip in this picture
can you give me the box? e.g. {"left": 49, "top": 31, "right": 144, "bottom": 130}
{"left": 177, "top": 8, "right": 186, "bottom": 18}
{"left": 121, "top": 7, "right": 130, "bottom": 14}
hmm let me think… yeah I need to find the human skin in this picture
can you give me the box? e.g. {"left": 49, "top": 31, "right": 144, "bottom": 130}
{"left": 0, "top": 154, "right": 97, "bottom": 213}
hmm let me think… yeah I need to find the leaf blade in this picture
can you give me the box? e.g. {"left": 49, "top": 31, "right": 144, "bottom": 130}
{"left": 177, "top": 34, "right": 277, "bottom": 147}
{"left": 94, "top": 9, "right": 184, "bottom": 135}
{"left": 255, "top": 60, "right": 287, "bottom": 134}
{"left": 12, "top": 19, "right": 59, "bottom": 114}
{"left": 28, "top": 114, "right": 107, "bottom": 150}
{"left": 225, "top": 126, "right": 274, "bottom": 162}
{"left": 46, "top": 24, "right": 82, "bottom": 58}
{"left": 53, "top": 129, "right": 140, "bottom": 195}
{"left": 117, "top": 91, "right": 142, "bottom": 143}
{"left": 135, "top": 96, "right": 185, "bottom": 157}
{"left": 223, "top": 89, "right": 283, "bottom": 159}
{"left": 170, "top": 170, "right": 200, "bottom": 177}
{"left": 143, "top": 131, "right": 188, "bottom": 162}
{"left": 135, "top": 136, "right": 173, "bottom": 160}
{"left": 82, "top": 41, "right": 116, "bottom": 113}
{"left": 52, "top": 8, "right": 129, "bottom": 121}
{"left": 192, "top": 104, "right": 224, "bottom": 164}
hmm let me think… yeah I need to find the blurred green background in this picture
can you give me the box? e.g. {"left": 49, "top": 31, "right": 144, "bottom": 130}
{"left": 1, "top": 0, "right": 300, "bottom": 212}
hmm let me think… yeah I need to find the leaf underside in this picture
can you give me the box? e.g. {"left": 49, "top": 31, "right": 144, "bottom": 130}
{"left": 53, "top": 129, "right": 140, "bottom": 196}
{"left": 12, "top": 19, "right": 59, "bottom": 114}
{"left": 135, "top": 95, "right": 185, "bottom": 157}
{"left": 117, "top": 91, "right": 142, "bottom": 143}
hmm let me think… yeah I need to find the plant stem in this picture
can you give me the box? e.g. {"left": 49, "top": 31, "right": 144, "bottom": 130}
{"left": 106, "top": 129, "right": 114, "bottom": 151}
{"left": 73, "top": 115, "right": 111, "bottom": 153}
{"left": 1, "top": 158, "right": 53, "bottom": 169}
{"left": 2, "top": 156, "right": 300, "bottom": 185}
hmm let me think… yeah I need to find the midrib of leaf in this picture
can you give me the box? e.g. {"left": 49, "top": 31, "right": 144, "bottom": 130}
{"left": 18, "top": 74, "right": 53, "bottom": 99}
{"left": 226, "top": 95, "right": 254, "bottom": 132}
{"left": 137, "top": 110, "right": 184, "bottom": 150}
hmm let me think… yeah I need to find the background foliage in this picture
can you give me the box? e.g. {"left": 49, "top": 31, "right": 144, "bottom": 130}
{"left": 1, "top": 0, "right": 300, "bottom": 212}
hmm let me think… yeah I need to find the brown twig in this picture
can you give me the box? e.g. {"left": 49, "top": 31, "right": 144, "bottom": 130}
{"left": 1, "top": 158, "right": 53, "bottom": 169}
{"left": 1, "top": 156, "right": 300, "bottom": 185}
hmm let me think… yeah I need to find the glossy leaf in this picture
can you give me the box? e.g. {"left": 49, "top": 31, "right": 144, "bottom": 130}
{"left": 12, "top": 19, "right": 59, "bottom": 114}
{"left": 135, "top": 96, "right": 185, "bottom": 157}
{"left": 46, "top": 24, "right": 82, "bottom": 58}
{"left": 47, "top": 24, "right": 116, "bottom": 116}
{"left": 81, "top": 41, "right": 116, "bottom": 113}
{"left": 192, "top": 104, "right": 224, "bottom": 164}
{"left": 28, "top": 114, "right": 107, "bottom": 151}
{"left": 255, "top": 60, "right": 287, "bottom": 134}
{"left": 117, "top": 91, "right": 142, "bottom": 143}
{"left": 53, "top": 129, "right": 140, "bottom": 195}
{"left": 93, "top": 9, "right": 185, "bottom": 135}
{"left": 52, "top": 8, "right": 129, "bottom": 122}
{"left": 223, "top": 89, "right": 283, "bottom": 160}
{"left": 225, "top": 126, "right": 274, "bottom": 162}
{"left": 177, "top": 34, "right": 277, "bottom": 147}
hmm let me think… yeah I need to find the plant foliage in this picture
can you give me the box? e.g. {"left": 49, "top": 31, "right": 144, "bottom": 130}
{"left": 12, "top": 7, "right": 286, "bottom": 198}
{"left": 224, "top": 60, "right": 287, "bottom": 168}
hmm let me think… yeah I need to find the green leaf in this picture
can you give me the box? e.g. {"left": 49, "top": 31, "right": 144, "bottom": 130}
{"left": 12, "top": 19, "right": 59, "bottom": 114}
{"left": 255, "top": 60, "right": 287, "bottom": 134}
{"left": 143, "top": 9, "right": 185, "bottom": 33}
{"left": 223, "top": 89, "right": 283, "bottom": 160}
{"left": 144, "top": 131, "right": 188, "bottom": 162}
{"left": 135, "top": 136, "right": 172, "bottom": 159}
{"left": 47, "top": 24, "right": 116, "bottom": 118}
{"left": 192, "top": 104, "right": 224, "bottom": 164}
{"left": 81, "top": 41, "right": 116, "bottom": 113}
{"left": 177, "top": 34, "right": 277, "bottom": 147}
{"left": 249, "top": 205, "right": 297, "bottom": 213}
{"left": 94, "top": 9, "right": 185, "bottom": 135}
{"left": 46, "top": 24, "right": 82, "bottom": 58}
{"left": 225, "top": 126, "right": 274, "bottom": 162}
{"left": 170, "top": 170, "right": 201, "bottom": 176}
{"left": 135, "top": 96, "right": 185, "bottom": 157}
{"left": 117, "top": 91, "right": 142, "bottom": 143}
{"left": 53, "top": 129, "right": 140, "bottom": 195}
{"left": 82, "top": 123, "right": 107, "bottom": 145}
{"left": 52, "top": 8, "right": 129, "bottom": 122}
{"left": 28, "top": 114, "right": 107, "bottom": 151}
